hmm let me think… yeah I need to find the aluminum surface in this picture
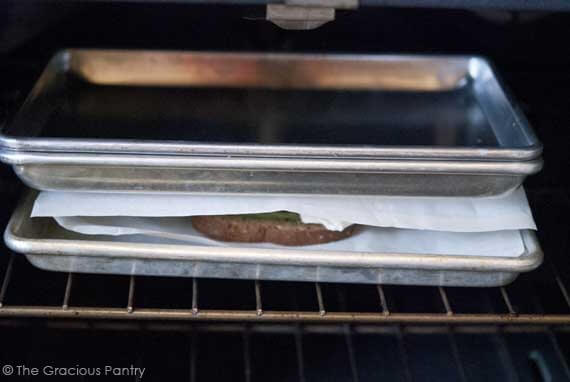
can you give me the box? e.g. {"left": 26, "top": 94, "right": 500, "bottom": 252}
{"left": 4, "top": 192, "right": 543, "bottom": 287}
{"left": 7, "top": 162, "right": 534, "bottom": 196}
{"left": 0, "top": 50, "right": 543, "bottom": 196}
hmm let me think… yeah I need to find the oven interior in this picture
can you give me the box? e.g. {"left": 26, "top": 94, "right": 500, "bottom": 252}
{"left": 0, "top": 2, "right": 569, "bottom": 380}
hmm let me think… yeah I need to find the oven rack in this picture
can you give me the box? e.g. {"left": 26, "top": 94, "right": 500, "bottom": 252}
{"left": 0, "top": 251, "right": 568, "bottom": 325}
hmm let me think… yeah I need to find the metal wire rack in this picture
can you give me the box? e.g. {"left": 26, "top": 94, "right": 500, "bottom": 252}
{"left": 0, "top": 251, "right": 570, "bottom": 381}
{"left": 0, "top": 250, "right": 569, "bottom": 325}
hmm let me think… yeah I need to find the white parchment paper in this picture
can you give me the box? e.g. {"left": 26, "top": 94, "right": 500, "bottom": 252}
{"left": 30, "top": 189, "right": 536, "bottom": 257}
{"left": 33, "top": 187, "right": 536, "bottom": 232}
{"left": 52, "top": 216, "right": 526, "bottom": 257}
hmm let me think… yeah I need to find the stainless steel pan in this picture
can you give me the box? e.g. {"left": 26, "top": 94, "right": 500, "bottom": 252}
{"left": 0, "top": 50, "right": 542, "bottom": 196}
{"left": 4, "top": 192, "right": 543, "bottom": 287}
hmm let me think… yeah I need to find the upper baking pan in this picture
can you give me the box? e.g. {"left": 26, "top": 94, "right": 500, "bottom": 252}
{"left": 0, "top": 50, "right": 542, "bottom": 196}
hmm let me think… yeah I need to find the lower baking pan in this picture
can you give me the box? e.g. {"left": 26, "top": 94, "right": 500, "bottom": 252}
{"left": 3, "top": 193, "right": 543, "bottom": 287}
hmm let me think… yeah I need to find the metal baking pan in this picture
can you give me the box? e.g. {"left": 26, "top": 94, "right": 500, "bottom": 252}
{"left": 0, "top": 50, "right": 542, "bottom": 196}
{"left": 4, "top": 192, "right": 543, "bottom": 287}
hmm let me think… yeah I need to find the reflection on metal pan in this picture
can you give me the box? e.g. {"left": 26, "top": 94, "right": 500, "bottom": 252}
{"left": 0, "top": 50, "right": 542, "bottom": 195}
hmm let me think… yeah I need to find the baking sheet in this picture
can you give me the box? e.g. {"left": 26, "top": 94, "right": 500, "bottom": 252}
{"left": 0, "top": 50, "right": 542, "bottom": 197}
{"left": 7, "top": 191, "right": 543, "bottom": 285}
{"left": 2, "top": 51, "right": 542, "bottom": 160}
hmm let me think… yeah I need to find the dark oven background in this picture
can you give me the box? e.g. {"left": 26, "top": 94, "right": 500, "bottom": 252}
{"left": 0, "top": 3, "right": 569, "bottom": 381}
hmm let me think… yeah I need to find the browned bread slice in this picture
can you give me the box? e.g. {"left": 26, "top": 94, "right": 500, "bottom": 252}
{"left": 191, "top": 214, "right": 355, "bottom": 246}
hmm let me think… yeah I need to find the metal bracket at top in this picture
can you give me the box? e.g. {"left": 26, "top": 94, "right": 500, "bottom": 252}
{"left": 285, "top": 0, "right": 358, "bottom": 8}
{"left": 267, "top": 0, "right": 358, "bottom": 30}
